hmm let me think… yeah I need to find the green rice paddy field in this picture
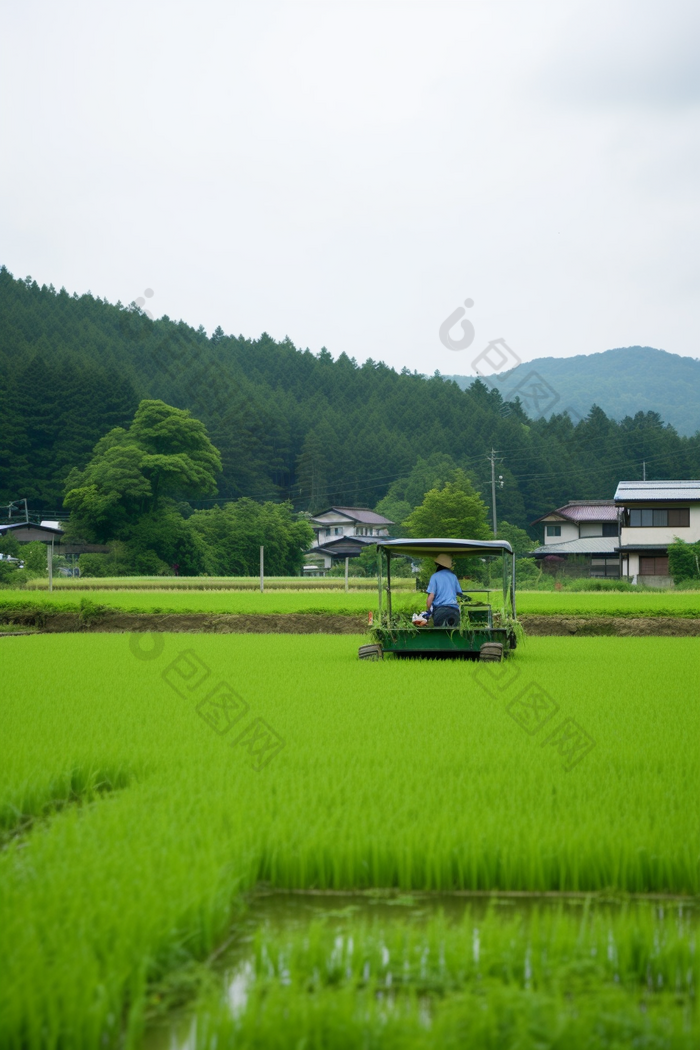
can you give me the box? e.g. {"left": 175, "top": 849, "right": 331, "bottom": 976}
{"left": 1, "top": 633, "right": 699, "bottom": 1048}
{"left": 25, "top": 576, "right": 403, "bottom": 591}
{"left": 2, "top": 588, "right": 699, "bottom": 617}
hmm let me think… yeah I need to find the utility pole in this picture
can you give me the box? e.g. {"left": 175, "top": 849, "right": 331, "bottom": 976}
{"left": 4, "top": 498, "right": 28, "bottom": 523}
{"left": 487, "top": 449, "right": 503, "bottom": 535}
{"left": 642, "top": 460, "right": 646, "bottom": 481}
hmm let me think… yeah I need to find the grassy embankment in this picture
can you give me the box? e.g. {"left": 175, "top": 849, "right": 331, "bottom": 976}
{"left": 1, "top": 634, "right": 698, "bottom": 1047}
{"left": 0, "top": 587, "right": 698, "bottom": 618}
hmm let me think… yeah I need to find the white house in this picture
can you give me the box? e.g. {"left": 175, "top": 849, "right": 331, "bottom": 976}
{"left": 615, "top": 480, "right": 700, "bottom": 585}
{"left": 305, "top": 506, "right": 394, "bottom": 572}
{"left": 530, "top": 500, "right": 620, "bottom": 577}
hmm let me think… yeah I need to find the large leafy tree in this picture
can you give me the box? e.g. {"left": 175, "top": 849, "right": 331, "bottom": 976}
{"left": 64, "top": 400, "right": 221, "bottom": 543}
{"left": 189, "top": 499, "right": 314, "bottom": 575}
{"left": 377, "top": 455, "right": 487, "bottom": 537}
{"left": 496, "top": 521, "right": 537, "bottom": 554}
{"left": 404, "top": 473, "right": 492, "bottom": 541}
{"left": 404, "top": 474, "right": 492, "bottom": 583}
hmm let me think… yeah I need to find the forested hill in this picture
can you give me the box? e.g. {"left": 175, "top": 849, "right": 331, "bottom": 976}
{"left": 1, "top": 267, "right": 699, "bottom": 530}
{"left": 444, "top": 347, "right": 700, "bottom": 437}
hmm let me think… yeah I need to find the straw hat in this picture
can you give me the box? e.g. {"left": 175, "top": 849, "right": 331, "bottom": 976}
{"left": 434, "top": 553, "right": 454, "bottom": 569}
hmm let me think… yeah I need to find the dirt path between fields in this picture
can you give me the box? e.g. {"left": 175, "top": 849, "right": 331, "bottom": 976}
{"left": 1, "top": 611, "right": 366, "bottom": 634}
{"left": 1, "top": 610, "right": 699, "bottom": 636}
{"left": 520, "top": 615, "right": 700, "bottom": 637}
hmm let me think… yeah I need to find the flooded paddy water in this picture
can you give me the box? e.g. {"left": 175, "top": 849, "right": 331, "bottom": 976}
{"left": 145, "top": 891, "right": 700, "bottom": 1049}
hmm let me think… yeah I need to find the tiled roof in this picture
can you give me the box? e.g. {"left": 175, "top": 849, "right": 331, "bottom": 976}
{"left": 532, "top": 501, "right": 617, "bottom": 525}
{"left": 312, "top": 506, "right": 394, "bottom": 525}
{"left": 331, "top": 506, "right": 394, "bottom": 524}
{"left": 558, "top": 502, "right": 618, "bottom": 522}
{"left": 0, "top": 521, "right": 64, "bottom": 537}
{"left": 614, "top": 481, "right": 700, "bottom": 502}
{"left": 531, "top": 536, "right": 619, "bottom": 556}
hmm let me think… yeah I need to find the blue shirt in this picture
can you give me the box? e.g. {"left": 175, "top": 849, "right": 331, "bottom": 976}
{"left": 426, "top": 570, "right": 462, "bottom": 608}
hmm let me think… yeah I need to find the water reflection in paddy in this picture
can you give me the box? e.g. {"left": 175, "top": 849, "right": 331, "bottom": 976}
{"left": 145, "top": 892, "right": 699, "bottom": 1050}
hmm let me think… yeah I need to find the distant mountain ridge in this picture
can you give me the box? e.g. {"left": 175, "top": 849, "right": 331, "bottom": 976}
{"left": 444, "top": 347, "right": 700, "bottom": 437}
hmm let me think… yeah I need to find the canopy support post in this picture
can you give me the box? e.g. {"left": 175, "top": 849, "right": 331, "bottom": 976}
{"left": 512, "top": 550, "right": 518, "bottom": 613}
{"left": 377, "top": 547, "right": 383, "bottom": 620}
{"left": 386, "top": 550, "right": 392, "bottom": 621}
{"left": 511, "top": 552, "right": 516, "bottom": 618}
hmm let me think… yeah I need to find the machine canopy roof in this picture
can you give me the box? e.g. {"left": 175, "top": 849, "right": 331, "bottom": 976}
{"left": 376, "top": 538, "right": 513, "bottom": 558}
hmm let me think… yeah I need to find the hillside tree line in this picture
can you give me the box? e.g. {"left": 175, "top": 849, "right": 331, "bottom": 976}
{"left": 2, "top": 268, "right": 699, "bottom": 569}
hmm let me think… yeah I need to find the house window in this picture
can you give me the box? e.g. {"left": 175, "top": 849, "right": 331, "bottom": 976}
{"left": 639, "top": 556, "right": 669, "bottom": 575}
{"left": 590, "top": 557, "right": 620, "bottom": 578}
{"left": 669, "top": 508, "right": 690, "bottom": 527}
{"left": 602, "top": 523, "right": 618, "bottom": 537}
{"left": 546, "top": 525, "right": 561, "bottom": 537}
{"left": 334, "top": 527, "right": 342, "bottom": 535}
{"left": 629, "top": 508, "right": 689, "bottom": 527}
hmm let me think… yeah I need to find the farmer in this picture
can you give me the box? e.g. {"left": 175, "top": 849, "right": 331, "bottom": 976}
{"left": 426, "top": 554, "right": 462, "bottom": 627}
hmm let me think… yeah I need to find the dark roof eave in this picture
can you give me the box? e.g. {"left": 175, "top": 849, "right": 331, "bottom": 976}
{"left": 532, "top": 548, "right": 618, "bottom": 557}
{"left": 615, "top": 544, "right": 671, "bottom": 551}
{"left": 615, "top": 499, "right": 697, "bottom": 505}
{"left": 309, "top": 536, "right": 381, "bottom": 556}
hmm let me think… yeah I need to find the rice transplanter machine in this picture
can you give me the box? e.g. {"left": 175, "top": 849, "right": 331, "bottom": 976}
{"left": 358, "top": 538, "right": 518, "bottom": 661}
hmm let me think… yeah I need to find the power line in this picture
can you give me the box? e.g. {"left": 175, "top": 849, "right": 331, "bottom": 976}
{"left": 505, "top": 449, "right": 687, "bottom": 484}
{"left": 185, "top": 445, "right": 692, "bottom": 513}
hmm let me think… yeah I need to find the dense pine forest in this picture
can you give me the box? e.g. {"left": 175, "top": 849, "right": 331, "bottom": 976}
{"left": 1, "top": 267, "right": 698, "bottom": 532}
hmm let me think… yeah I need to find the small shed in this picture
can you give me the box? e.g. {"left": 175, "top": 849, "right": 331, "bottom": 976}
{"left": 0, "top": 521, "right": 65, "bottom": 590}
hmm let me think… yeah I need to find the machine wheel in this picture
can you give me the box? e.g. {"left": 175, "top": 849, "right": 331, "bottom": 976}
{"left": 358, "top": 643, "right": 383, "bottom": 661}
{"left": 479, "top": 642, "right": 503, "bottom": 662}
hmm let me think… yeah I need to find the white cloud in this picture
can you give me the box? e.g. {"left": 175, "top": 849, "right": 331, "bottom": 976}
{"left": 536, "top": 0, "right": 700, "bottom": 110}
{"left": 0, "top": 0, "right": 697, "bottom": 375}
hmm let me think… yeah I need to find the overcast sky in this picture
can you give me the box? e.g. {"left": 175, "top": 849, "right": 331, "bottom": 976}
{"left": 2, "top": 0, "right": 698, "bottom": 377}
